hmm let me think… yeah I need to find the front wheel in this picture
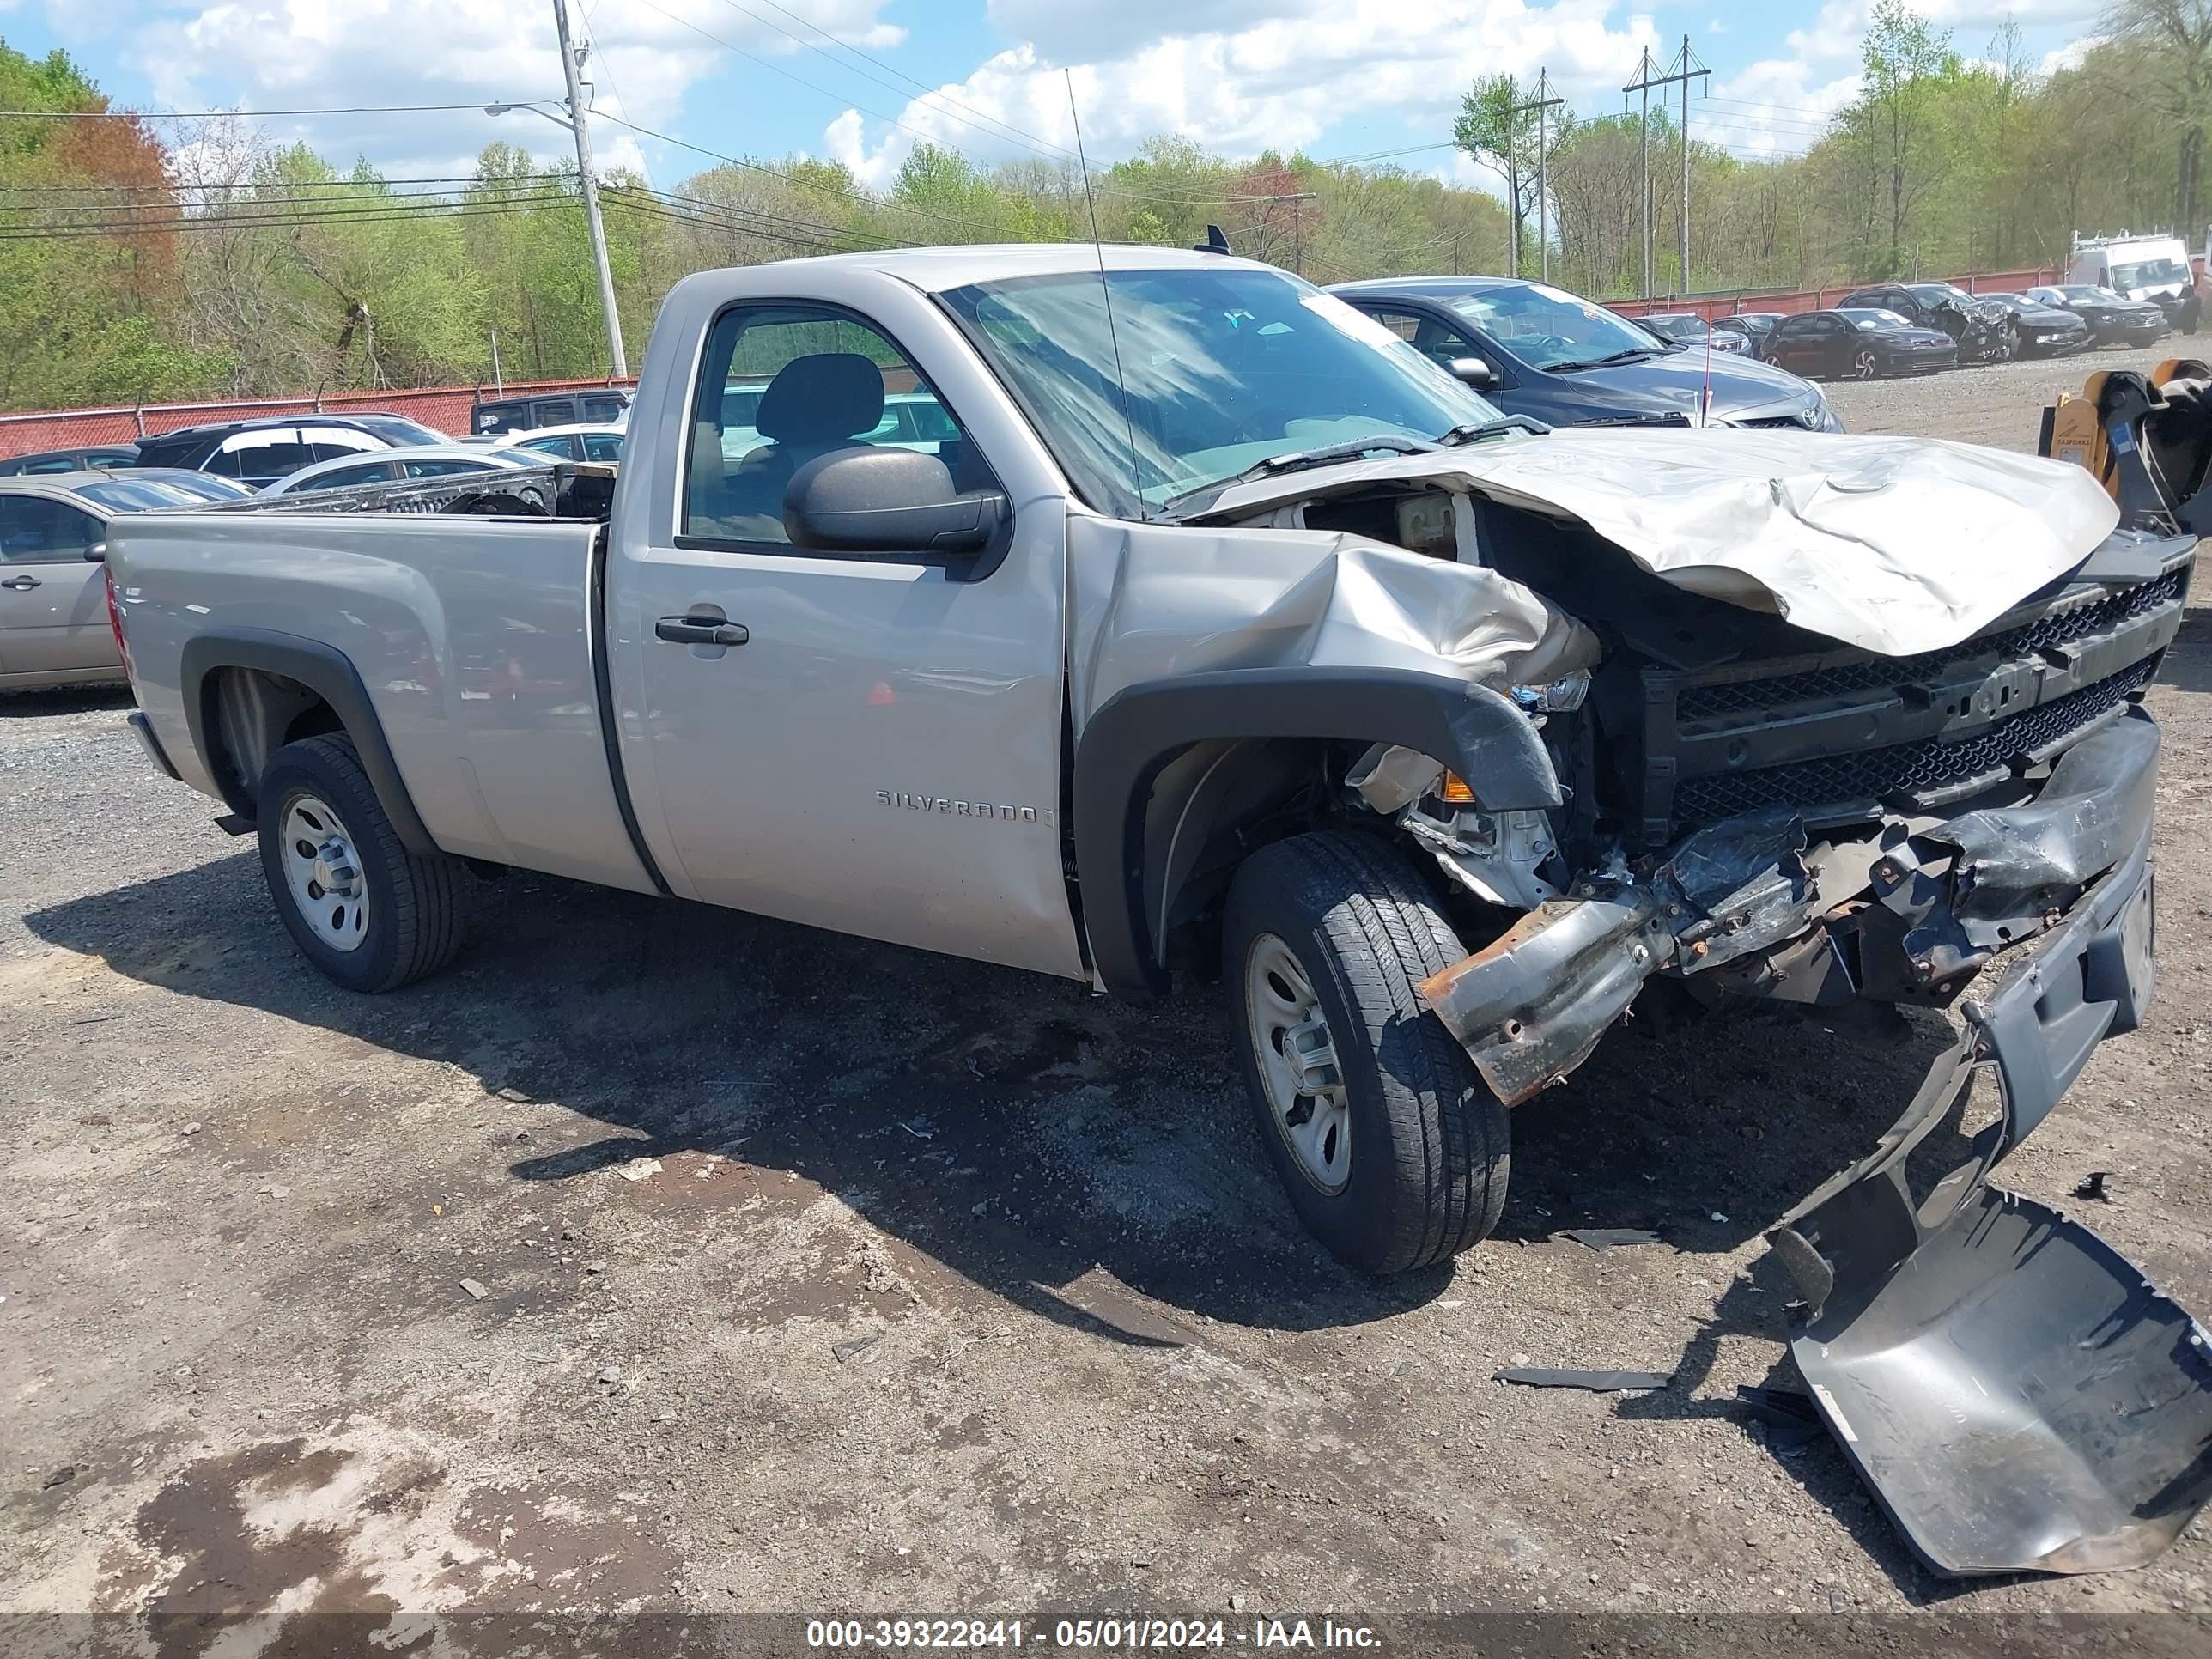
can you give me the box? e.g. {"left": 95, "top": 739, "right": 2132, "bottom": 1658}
{"left": 1222, "top": 832, "right": 1510, "bottom": 1275}
{"left": 1852, "top": 349, "right": 1880, "bottom": 380}
{"left": 257, "top": 733, "right": 462, "bottom": 993}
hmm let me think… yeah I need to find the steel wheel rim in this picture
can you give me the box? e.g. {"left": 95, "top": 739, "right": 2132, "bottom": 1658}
{"left": 1243, "top": 932, "right": 1351, "bottom": 1195}
{"left": 279, "top": 792, "right": 370, "bottom": 953}
{"left": 1853, "top": 350, "right": 1878, "bottom": 380}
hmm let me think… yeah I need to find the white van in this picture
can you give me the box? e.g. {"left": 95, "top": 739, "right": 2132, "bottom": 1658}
{"left": 2070, "top": 233, "right": 2200, "bottom": 331}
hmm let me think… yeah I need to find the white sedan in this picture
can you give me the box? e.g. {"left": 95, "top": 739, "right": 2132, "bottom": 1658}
{"left": 511, "top": 423, "right": 627, "bottom": 464}
{"left": 259, "top": 444, "right": 545, "bottom": 496}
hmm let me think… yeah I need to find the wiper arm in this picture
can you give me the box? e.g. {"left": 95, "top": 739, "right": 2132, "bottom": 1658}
{"left": 1158, "top": 433, "right": 1437, "bottom": 516}
{"left": 1437, "top": 415, "right": 1550, "bottom": 445}
{"left": 1551, "top": 348, "right": 1657, "bottom": 371}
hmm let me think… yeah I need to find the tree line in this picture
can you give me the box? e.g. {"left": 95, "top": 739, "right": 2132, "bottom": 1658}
{"left": 1, "top": 1, "right": 2205, "bottom": 411}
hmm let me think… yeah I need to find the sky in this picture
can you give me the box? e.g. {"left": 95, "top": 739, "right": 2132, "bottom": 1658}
{"left": 0, "top": 1, "right": 2109, "bottom": 194}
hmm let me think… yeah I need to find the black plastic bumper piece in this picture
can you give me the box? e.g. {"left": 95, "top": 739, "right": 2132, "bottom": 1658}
{"left": 125, "top": 709, "right": 179, "bottom": 781}
{"left": 1768, "top": 826, "right": 2212, "bottom": 1576}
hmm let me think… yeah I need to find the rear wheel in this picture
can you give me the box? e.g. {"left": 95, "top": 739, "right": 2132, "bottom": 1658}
{"left": 1852, "top": 348, "right": 1880, "bottom": 380}
{"left": 257, "top": 733, "right": 461, "bottom": 993}
{"left": 1222, "top": 832, "right": 1510, "bottom": 1275}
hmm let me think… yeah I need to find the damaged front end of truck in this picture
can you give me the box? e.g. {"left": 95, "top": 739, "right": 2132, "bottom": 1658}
{"left": 1079, "top": 416, "right": 2212, "bottom": 1576}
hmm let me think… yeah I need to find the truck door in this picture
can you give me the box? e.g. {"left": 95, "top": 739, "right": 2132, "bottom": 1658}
{"left": 611, "top": 301, "right": 1086, "bottom": 981}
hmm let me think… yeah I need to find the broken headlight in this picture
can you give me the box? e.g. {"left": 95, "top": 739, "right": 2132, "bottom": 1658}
{"left": 1510, "top": 671, "right": 1590, "bottom": 715}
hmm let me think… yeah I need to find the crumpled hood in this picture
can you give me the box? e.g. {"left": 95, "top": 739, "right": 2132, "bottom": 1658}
{"left": 1194, "top": 428, "right": 2122, "bottom": 657}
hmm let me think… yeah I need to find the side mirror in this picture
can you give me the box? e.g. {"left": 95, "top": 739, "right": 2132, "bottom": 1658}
{"left": 784, "top": 447, "right": 1008, "bottom": 556}
{"left": 82, "top": 541, "right": 107, "bottom": 563}
{"left": 1449, "top": 356, "right": 1495, "bottom": 389}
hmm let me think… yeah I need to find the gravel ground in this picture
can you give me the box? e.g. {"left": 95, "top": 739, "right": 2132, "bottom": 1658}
{"left": 4, "top": 356, "right": 2211, "bottom": 1651}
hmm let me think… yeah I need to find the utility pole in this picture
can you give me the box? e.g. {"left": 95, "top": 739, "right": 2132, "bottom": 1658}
{"left": 552, "top": 0, "right": 627, "bottom": 379}
{"left": 1625, "top": 43, "right": 1707, "bottom": 298}
{"left": 1512, "top": 71, "right": 1565, "bottom": 283}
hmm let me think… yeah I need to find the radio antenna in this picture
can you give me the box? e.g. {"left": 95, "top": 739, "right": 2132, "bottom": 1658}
{"left": 1066, "top": 70, "right": 1146, "bottom": 521}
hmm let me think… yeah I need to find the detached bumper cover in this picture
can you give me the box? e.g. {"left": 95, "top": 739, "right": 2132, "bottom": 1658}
{"left": 1768, "top": 823, "right": 2212, "bottom": 1576}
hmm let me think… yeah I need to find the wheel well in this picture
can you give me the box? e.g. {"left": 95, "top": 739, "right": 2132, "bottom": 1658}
{"left": 1141, "top": 738, "right": 1328, "bottom": 973}
{"left": 204, "top": 667, "right": 337, "bottom": 817}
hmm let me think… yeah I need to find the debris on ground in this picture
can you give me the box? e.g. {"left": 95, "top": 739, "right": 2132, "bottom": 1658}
{"left": 1734, "top": 1384, "right": 1826, "bottom": 1453}
{"left": 40, "top": 1467, "right": 75, "bottom": 1490}
{"left": 459, "top": 1278, "right": 488, "bottom": 1300}
{"left": 832, "top": 1334, "right": 884, "bottom": 1364}
{"left": 1555, "top": 1228, "right": 1665, "bottom": 1251}
{"left": 2075, "top": 1170, "right": 2113, "bottom": 1202}
{"left": 1494, "top": 1367, "right": 1673, "bottom": 1392}
{"left": 617, "top": 1157, "right": 662, "bottom": 1182}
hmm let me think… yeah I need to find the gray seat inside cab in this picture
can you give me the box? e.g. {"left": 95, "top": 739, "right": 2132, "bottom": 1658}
{"left": 698, "top": 352, "right": 886, "bottom": 538}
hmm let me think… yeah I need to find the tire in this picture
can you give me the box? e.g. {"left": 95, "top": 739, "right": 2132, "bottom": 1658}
{"left": 1852, "top": 349, "right": 1880, "bottom": 380}
{"left": 1221, "top": 830, "right": 1510, "bottom": 1275}
{"left": 256, "top": 733, "right": 461, "bottom": 993}
{"left": 2183, "top": 296, "right": 2202, "bottom": 337}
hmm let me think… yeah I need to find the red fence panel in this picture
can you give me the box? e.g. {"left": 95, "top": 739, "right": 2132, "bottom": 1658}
{"left": 1605, "top": 267, "right": 2063, "bottom": 324}
{"left": 0, "top": 375, "right": 637, "bottom": 462}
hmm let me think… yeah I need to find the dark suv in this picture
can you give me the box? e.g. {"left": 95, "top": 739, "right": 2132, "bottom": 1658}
{"left": 0, "top": 444, "right": 144, "bottom": 476}
{"left": 132, "top": 415, "right": 443, "bottom": 488}
{"left": 470, "top": 388, "right": 632, "bottom": 435}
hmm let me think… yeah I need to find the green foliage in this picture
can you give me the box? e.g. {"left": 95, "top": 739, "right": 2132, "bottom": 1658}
{"left": 2, "top": 3, "right": 2203, "bottom": 410}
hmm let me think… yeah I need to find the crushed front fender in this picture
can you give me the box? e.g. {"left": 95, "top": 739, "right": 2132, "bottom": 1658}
{"left": 1765, "top": 824, "right": 2212, "bottom": 1576}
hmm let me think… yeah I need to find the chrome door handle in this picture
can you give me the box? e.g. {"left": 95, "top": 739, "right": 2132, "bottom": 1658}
{"left": 655, "top": 617, "right": 749, "bottom": 647}
{"left": 0, "top": 574, "right": 40, "bottom": 590}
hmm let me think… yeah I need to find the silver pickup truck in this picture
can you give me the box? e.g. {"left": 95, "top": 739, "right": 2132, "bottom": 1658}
{"left": 106, "top": 246, "right": 2212, "bottom": 1574}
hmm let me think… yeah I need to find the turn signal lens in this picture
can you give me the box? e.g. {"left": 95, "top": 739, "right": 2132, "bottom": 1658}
{"left": 1440, "top": 772, "right": 1476, "bottom": 805}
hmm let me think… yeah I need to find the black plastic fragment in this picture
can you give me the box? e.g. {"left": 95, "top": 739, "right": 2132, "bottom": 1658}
{"left": 1734, "top": 1385, "right": 1825, "bottom": 1452}
{"left": 1494, "top": 1368, "right": 1672, "bottom": 1392}
{"left": 1555, "top": 1228, "right": 1665, "bottom": 1251}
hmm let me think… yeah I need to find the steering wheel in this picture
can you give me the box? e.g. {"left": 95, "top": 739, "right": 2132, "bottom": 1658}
{"left": 1516, "top": 333, "right": 1574, "bottom": 359}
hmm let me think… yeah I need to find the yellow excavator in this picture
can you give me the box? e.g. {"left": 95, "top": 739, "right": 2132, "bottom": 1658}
{"left": 2039, "top": 357, "right": 2212, "bottom": 532}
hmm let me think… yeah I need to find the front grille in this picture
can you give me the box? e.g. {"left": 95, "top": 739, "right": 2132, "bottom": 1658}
{"left": 1671, "top": 659, "right": 2155, "bottom": 824}
{"left": 1738, "top": 415, "right": 1809, "bottom": 430}
{"left": 1677, "top": 568, "right": 2187, "bottom": 722}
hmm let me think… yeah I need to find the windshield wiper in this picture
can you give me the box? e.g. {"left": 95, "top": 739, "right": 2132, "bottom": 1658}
{"left": 1550, "top": 347, "right": 1658, "bottom": 371}
{"left": 1158, "top": 433, "right": 1437, "bottom": 516}
{"left": 1437, "top": 415, "right": 1550, "bottom": 445}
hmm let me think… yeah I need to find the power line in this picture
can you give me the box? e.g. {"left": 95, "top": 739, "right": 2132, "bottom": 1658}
{"left": 0, "top": 197, "right": 572, "bottom": 241}
{"left": 0, "top": 100, "right": 557, "bottom": 120}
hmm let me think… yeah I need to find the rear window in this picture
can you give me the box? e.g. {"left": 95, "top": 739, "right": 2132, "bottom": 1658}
{"left": 131, "top": 434, "right": 210, "bottom": 469}
{"left": 473, "top": 402, "right": 523, "bottom": 434}
{"left": 76, "top": 478, "right": 204, "bottom": 510}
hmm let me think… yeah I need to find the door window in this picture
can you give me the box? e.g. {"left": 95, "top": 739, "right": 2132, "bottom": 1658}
{"left": 295, "top": 461, "right": 393, "bottom": 491}
{"left": 24, "top": 455, "right": 80, "bottom": 474}
{"left": 526, "top": 398, "right": 579, "bottom": 428}
{"left": 581, "top": 395, "right": 627, "bottom": 422}
{"left": 581, "top": 432, "right": 625, "bottom": 462}
{"left": 403, "top": 458, "right": 490, "bottom": 478}
{"left": 1358, "top": 307, "right": 1476, "bottom": 369}
{"left": 301, "top": 428, "right": 385, "bottom": 462}
{"left": 0, "top": 495, "right": 100, "bottom": 561}
{"left": 682, "top": 304, "right": 992, "bottom": 552}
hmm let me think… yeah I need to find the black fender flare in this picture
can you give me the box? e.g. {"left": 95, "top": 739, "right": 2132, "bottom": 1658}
{"left": 179, "top": 629, "right": 439, "bottom": 857}
{"left": 1072, "top": 665, "right": 1562, "bottom": 999}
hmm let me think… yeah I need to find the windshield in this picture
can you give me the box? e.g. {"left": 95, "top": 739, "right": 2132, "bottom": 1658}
{"left": 73, "top": 478, "right": 206, "bottom": 511}
{"left": 1444, "top": 283, "right": 1665, "bottom": 368}
{"left": 939, "top": 266, "right": 1504, "bottom": 518}
{"left": 2110, "top": 258, "right": 2189, "bottom": 290}
{"left": 1839, "top": 308, "right": 1914, "bottom": 331}
{"left": 2061, "top": 285, "right": 2122, "bottom": 302}
{"left": 354, "top": 416, "right": 445, "bottom": 446}
{"left": 1905, "top": 283, "right": 1970, "bottom": 304}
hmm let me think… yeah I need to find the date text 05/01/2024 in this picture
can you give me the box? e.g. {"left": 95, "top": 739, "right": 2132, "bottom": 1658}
{"left": 805, "top": 1618, "right": 1383, "bottom": 1650}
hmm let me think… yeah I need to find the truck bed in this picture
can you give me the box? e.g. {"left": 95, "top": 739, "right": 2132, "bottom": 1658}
{"left": 111, "top": 507, "right": 656, "bottom": 894}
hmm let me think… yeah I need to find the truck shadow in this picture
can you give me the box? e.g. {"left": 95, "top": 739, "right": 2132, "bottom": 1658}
{"left": 26, "top": 851, "right": 1957, "bottom": 1356}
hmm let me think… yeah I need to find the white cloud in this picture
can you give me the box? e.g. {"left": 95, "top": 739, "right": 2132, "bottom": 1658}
{"left": 111, "top": 0, "right": 904, "bottom": 180}
{"left": 825, "top": 0, "right": 1659, "bottom": 190}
